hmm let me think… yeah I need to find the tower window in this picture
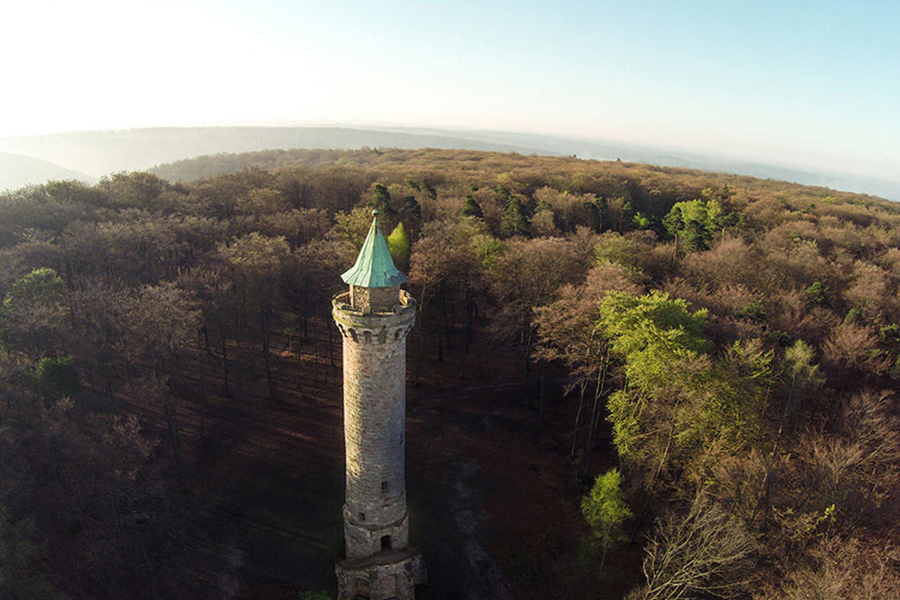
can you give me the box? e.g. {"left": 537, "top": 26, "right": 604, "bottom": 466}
{"left": 381, "top": 481, "right": 390, "bottom": 493}
{"left": 358, "top": 512, "right": 366, "bottom": 522}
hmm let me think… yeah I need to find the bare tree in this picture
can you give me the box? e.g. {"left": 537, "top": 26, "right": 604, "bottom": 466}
{"left": 629, "top": 493, "right": 756, "bottom": 600}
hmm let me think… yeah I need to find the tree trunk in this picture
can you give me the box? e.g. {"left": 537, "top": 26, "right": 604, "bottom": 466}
{"left": 463, "top": 290, "right": 473, "bottom": 354}
{"left": 437, "top": 294, "right": 444, "bottom": 362}
{"left": 583, "top": 354, "right": 610, "bottom": 480}
{"left": 295, "top": 332, "right": 303, "bottom": 390}
{"left": 538, "top": 363, "right": 546, "bottom": 423}
{"left": 261, "top": 305, "right": 277, "bottom": 403}
{"left": 199, "top": 359, "right": 207, "bottom": 442}
{"left": 165, "top": 398, "right": 184, "bottom": 491}
{"left": 221, "top": 334, "right": 231, "bottom": 399}
{"left": 571, "top": 381, "right": 587, "bottom": 458}
{"left": 443, "top": 292, "right": 453, "bottom": 351}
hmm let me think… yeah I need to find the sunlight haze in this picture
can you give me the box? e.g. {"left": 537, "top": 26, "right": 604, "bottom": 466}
{"left": 1, "top": 0, "right": 898, "bottom": 183}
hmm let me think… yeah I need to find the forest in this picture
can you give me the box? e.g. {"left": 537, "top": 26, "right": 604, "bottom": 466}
{"left": 1, "top": 148, "right": 899, "bottom": 600}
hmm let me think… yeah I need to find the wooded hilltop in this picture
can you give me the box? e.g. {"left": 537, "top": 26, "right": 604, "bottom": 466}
{"left": 1, "top": 148, "right": 898, "bottom": 599}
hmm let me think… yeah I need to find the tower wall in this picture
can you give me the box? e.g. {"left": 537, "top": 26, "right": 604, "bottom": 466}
{"left": 350, "top": 284, "right": 401, "bottom": 313}
{"left": 333, "top": 290, "right": 416, "bottom": 559}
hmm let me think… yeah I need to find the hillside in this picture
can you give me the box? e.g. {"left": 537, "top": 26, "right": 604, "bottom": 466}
{"left": 0, "top": 151, "right": 94, "bottom": 191}
{"left": 1, "top": 149, "right": 899, "bottom": 600}
{"left": 1, "top": 126, "right": 897, "bottom": 201}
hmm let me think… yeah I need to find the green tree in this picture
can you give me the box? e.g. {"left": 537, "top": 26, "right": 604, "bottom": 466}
{"left": 582, "top": 468, "right": 632, "bottom": 571}
{"left": 500, "top": 196, "right": 529, "bottom": 238}
{"left": 387, "top": 222, "right": 411, "bottom": 272}
{"left": 778, "top": 339, "right": 824, "bottom": 439}
{"left": 461, "top": 195, "right": 484, "bottom": 219}
{"left": 805, "top": 281, "right": 829, "bottom": 307}
{"left": 663, "top": 199, "right": 730, "bottom": 252}
{"left": 0, "top": 267, "right": 67, "bottom": 356}
{"left": 599, "top": 291, "right": 709, "bottom": 488}
{"left": 366, "top": 183, "right": 396, "bottom": 224}
{"left": 34, "top": 355, "right": 79, "bottom": 399}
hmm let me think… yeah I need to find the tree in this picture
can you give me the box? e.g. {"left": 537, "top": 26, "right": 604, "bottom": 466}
{"left": 628, "top": 494, "right": 756, "bottom": 600}
{"left": 218, "top": 232, "right": 291, "bottom": 401}
{"left": 387, "top": 222, "right": 411, "bottom": 272}
{"left": 805, "top": 280, "right": 829, "bottom": 308}
{"left": 366, "top": 183, "right": 396, "bottom": 226}
{"left": 332, "top": 206, "right": 375, "bottom": 250}
{"left": 34, "top": 355, "right": 79, "bottom": 399}
{"left": 0, "top": 267, "right": 67, "bottom": 356}
{"left": 488, "top": 237, "right": 586, "bottom": 396}
{"left": 599, "top": 290, "right": 711, "bottom": 507}
{"left": 664, "top": 198, "right": 730, "bottom": 252}
{"left": 778, "top": 340, "right": 824, "bottom": 438}
{"left": 0, "top": 506, "right": 59, "bottom": 600}
{"left": 534, "top": 263, "right": 640, "bottom": 474}
{"left": 582, "top": 468, "right": 632, "bottom": 572}
{"left": 461, "top": 195, "right": 483, "bottom": 219}
{"left": 500, "top": 196, "right": 529, "bottom": 238}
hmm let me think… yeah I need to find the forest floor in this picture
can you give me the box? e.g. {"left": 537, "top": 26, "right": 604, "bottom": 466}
{"left": 120, "top": 317, "right": 643, "bottom": 600}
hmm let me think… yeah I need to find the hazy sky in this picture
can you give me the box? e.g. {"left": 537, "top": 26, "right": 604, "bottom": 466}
{"left": 2, "top": 0, "right": 898, "bottom": 180}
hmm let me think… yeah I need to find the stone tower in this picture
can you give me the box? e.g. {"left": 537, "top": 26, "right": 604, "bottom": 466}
{"left": 332, "top": 211, "right": 426, "bottom": 600}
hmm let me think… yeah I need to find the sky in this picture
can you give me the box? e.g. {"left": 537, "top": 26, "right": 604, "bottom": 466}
{"left": 1, "top": 0, "right": 898, "bottom": 181}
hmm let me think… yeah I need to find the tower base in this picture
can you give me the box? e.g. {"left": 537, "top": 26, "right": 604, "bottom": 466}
{"left": 335, "top": 547, "right": 426, "bottom": 600}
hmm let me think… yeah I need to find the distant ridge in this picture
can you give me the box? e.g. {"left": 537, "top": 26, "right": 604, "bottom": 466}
{"left": 0, "top": 127, "right": 551, "bottom": 179}
{"left": 0, "top": 152, "right": 95, "bottom": 192}
{"left": 0, "top": 126, "right": 896, "bottom": 201}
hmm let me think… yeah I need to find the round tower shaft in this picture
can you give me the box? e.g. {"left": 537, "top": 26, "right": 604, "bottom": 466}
{"left": 333, "top": 290, "right": 416, "bottom": 557}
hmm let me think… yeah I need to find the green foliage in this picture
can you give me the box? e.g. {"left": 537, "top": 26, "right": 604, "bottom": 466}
{"left": 493, "top": 184, "right": 512, "bottom": 206}
{"left": 500, "top": 196, "right": 529, "bottom": 238}
{"left": 461, "top": 195, "right": 484, "bottom": 218}
{"left": 663, "top": 198, "right": 731, "bottom": 251}
{"left": 386, "top": 222, "right": 410, "bottom": 272}
{"left": 844, "top": 308, "right": 864, "bottom": 325}
{"left": 784, "top": 340, "right": 824, "bottom": 390}
{"left": 593, "top": 233, "right": 648, "bottom": 280}
{"left": 737, "top": 300, "right": 767, "bottom": 323}
{"left": 398, "top": 195, "right": 422, "bottom": 236}
{"left": 34, "top": 355, "right": 79, "bottom": 398}
{"left": 600, "top": 292, "right": 774, "bottom": 479}
{"left": 599, "top": 291, "right": 709, "bottom": 370}
{"left": 599, "top": 291, "right": 709, "bottom": 462}
{"left": 471, "top": 234, "right": 507, "bottom": 269}
{"left": 632, "top": 211, "right": 650, "bottom": 230}
{"left": 805, "top": 281, "right": 829, "bottom": 307}
{"left": 0, "top": 267, "right": 67, "bottom": 355}
{"left": 582, "top": 468, "right": 632, "bottom": 570}
{"left": 693, "top": 340, "right": 773, "bottom": 453}
{"left": 366, "top": 183, "right": 395, "bottom": 219}
{"left": 3, "top": 267, "right": 66, "bottom": 308}
{"left": 878, "top": 324, "right": 900, "bottom": 347}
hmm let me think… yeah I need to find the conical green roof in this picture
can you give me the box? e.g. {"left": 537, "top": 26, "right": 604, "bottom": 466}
{"left": 341, "top": 212, "right": 408, "bottom": 287}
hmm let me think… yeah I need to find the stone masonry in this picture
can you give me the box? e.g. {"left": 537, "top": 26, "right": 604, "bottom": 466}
{"left": 332, "top": 288, "right": 426, "bottom": 600}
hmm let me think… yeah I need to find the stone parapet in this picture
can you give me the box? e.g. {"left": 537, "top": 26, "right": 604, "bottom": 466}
{"left": 335, "top": 548, "right": 426, "bottom": 600}
{"left": 332, "top": 290, "right": 416, "bottom": 342}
